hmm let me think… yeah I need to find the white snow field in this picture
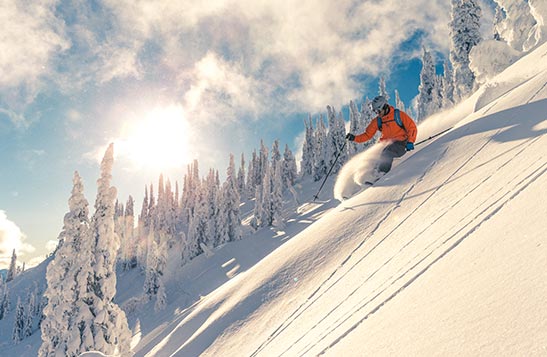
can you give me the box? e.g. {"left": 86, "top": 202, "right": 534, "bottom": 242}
{"left": 1, "top": 39, "right": 547, "bottom": 357}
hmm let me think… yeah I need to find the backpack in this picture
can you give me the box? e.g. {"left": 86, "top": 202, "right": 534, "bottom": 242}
{"left": 377, "top": 108, "right": 405, "bottom": 131}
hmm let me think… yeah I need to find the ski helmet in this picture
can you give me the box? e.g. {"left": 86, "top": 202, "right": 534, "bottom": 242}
{"left": 370, "top": 96, "right": 388, "bottom": 113}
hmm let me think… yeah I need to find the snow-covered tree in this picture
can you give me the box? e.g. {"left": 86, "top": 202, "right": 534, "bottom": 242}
{"left": 394, "top": 90, "right": 406, "bottom": 112}
{"left": 300, "top": 115, "right": 315, "bottom": 178}
{"left": 219, "top": 154, "right": 242, "bottom": 243}
{"left": 237, "top": 153, "right": 246, "bottom": 197}
{"left": 7, "top": 249, "right": 17, "bottom": 282}
{"left": 246, "top": 150, "right": 258, "bottom": 197}
{"left": 282, "top": 144, "right": 298, "bottom": 189}
{"left": 0, "top": 280, "right": 9, "bottom": 320}
{"left": 143, "top": 228, "right": 166, "bottom": 311}
{"left": 12, "top": 297, "right": 25, "bottom": 344}
{"left": 378, "top": 76, "right": 390, "bottom": 101}
{"left": 417, "top": 47, "right": 436, "bottom": 120}
{"left": 325, "top": 106, "right": 347, "bottom": 174}
{"left": 260, "top": 165, "right": 273, "bottom": 226}
{"left": 493, "top": 1, "right": 538, "bottom": 51}
{"left": 271, "top": 161, "right": 284, "bottom": 228}
{"left": 84, "top": 143, "right": 131, "bottom": 355}
{"left": 449, "top": 0, "right": 482, "bottom": 98}
{"left": 348, "top": 100, "right": 362, "bottom": 157}
{"left": 40, "top": 171, "right": 93, "bottom": 356}
{"left": 442, "top": 60, "right": 455, "bottom": 107}
{"left": 313, "top": 115, "right": 328, "bottom": 181}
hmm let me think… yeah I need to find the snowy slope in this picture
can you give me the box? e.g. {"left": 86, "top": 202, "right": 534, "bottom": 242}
{"left": 1, "top": 40, "right": 546, "bottom": 357}
{"left": 133, "top": 42, "right": 547, "bottom": 356}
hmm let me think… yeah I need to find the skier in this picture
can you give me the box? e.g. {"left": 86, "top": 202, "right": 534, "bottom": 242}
{"left": 346, "top": 95, "right": 417, "bottom": 180}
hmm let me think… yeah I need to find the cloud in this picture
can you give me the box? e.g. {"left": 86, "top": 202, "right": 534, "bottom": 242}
{"left": 0, "top": 210, "right": 36, "bottom": 269}
{"left": 0, "top": 0, "right": 68, "bottom": 99}
{"left": 98, "top": 0, "right": 454, "bottom": 115}
{"left": 2, "top": 0, "right": 475, "bottom": 130}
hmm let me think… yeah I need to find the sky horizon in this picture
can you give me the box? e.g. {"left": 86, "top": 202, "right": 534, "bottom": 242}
{"left": 0, "top": 0, "right": 496, "bottom": 269}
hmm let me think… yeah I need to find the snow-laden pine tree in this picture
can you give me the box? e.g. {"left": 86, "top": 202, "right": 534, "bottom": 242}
{"left": 449, "top": 0, "right": 482, "bottom": 98}
{"left": 348, "top": 101, "right": 362, "bottom": 157}
{"left": 7, "top": 249, "right": 17, "bottom": 282}
{"left": 237, "top": 153, "right": 246, "bottom": 198}
{"left": 86, "top": 143, "right": 131, "bottom": 355}
{"left": 417, "top": 47, "right": 436, "bottom": 120}
{"left": 12, "top": 297, "right": 24, "bottom": 344}
{"left": 442, "top": 60, "right": 455, "bottom": 108}
{"left": 394, "top": 90, "right": 406, "bottom": 112}
{"left": 143, "top": 228, "right": 166, "bottom": 311}
{"left": 219, "top": 154, "right": 242, "bottom": 242}
{"left": 123, "top": 195, "right": 135, "bottom": 269}
{"left": 281, "top": 144, "right": 298, "bottom": 189}
{"left": 271, "top": 161, "right": 284, "bottom": 229}
{"left": 431, "top": 75, "right": 445, "bottom": 114}
{"left": 300, "top": 115, "right": 315, "bottom": 178}
{"left": 260, "top": 164, "right": 273, "bottom": 227}
{"left": 313, "top": 115, "right": 328, "bottom": 181}
{"left": 378, "top": 76, "right": 390, "bottom": 101}
{"left": 39, "top": 171, "right": 96, "bottom": 356}
{"left": 493, "top": 1, "right": 537, "bottom": 51}
{"left": 0, "top": 280, "right": 9, "bottom": 320}
{"left": 246, "top": 150, "right": 258, "bottom": 197}
{"left": 325, "top": 106, "right": 347, "bottom": 174}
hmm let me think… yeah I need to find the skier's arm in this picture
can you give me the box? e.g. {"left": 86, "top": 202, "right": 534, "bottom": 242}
{"left": 401, "top": 111, "right": 417, "bottom": 143}
{"left": 354, "top": 120, "right": 378, "bottom": 143}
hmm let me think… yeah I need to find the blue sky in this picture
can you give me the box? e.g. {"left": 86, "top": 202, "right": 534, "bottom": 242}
{"left": 0, "top": 0, "right": 495, "bottom": 268}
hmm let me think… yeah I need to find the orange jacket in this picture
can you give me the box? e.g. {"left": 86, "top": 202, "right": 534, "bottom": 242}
{"left": 354, "top": 105, "right": 417, "bottom": 144}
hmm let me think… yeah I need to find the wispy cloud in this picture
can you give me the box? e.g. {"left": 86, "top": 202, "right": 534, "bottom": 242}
{"left": 2, "top": 0, "right": 477, "bottom": 132}
{"left": 0, "top": 210, "right": 36, "bottom": 269}
{"left": 0, "top": 0, "right": 68, "bottom": 101}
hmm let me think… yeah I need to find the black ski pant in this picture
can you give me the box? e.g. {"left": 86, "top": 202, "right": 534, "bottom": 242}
{"left": 377, "top": 140, "right": 407, "bottom": 173}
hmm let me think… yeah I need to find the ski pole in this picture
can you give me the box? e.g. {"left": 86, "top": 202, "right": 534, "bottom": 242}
{"left": 313, "top": 140, "right": 347, "bottom": 201}
{"left": 415, "top": 127, "right": 453, "bottom": 146}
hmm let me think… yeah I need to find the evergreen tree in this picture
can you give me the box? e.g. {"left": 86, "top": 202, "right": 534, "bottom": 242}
{"left": 449, "top": 0, "right": 482, "bottom": 98}
{"left": 246, "top": 150, "right": 258, "bottom": 197}
{"left": 220, "top": 154, "right": 242, "bottom": 242}
{"left": 300, "top": 115, "right": 315, "bottom": 178}
{"left": 0, "top": 279, "right": 8, "bottom": 320}
{"left": 325, "top": 106, "right": 347, "bottom": 174}
{"left": 348, "top": 100, "right": 362, "bottom": 157}
{"left": 395, "top": 90, "right": 406, "bottom": 112}
{"left": 442, "top": 60, "right": 455, "bottom": 107}
{"left": 417, "top": 47, "right": 436, "bottom": 120}
{"left": 40, "top": 171, "right": 94, "bottom": 356}
{"left": 237, "top": 153, "right": 246, "bottom": 197}
{"left": 260, "top": 165, "right": 273, "bottom": 227}
{"left": 7, "top": 249, "right": 17, "bottom": 282}
{"left": 271, "top": 161, "right": 284, "bottom": 228}
{"left": 12, "top": 297, "right": 24, "bottom": 344}
{"left": 313, "top": 115, "right": 328, "bottom": 181}
{"left": 378, "top": 76, "right": 390, "bottom": 101}
{"left": 282, "top": 144, "right": 298, "bottom": 189}
{"left": 85, "top": 143, "right": 131, "bottom": 355}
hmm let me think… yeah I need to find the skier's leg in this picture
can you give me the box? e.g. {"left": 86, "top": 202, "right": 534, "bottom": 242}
{"left": 377, "top": 141, "right": 407, "bottom": 173}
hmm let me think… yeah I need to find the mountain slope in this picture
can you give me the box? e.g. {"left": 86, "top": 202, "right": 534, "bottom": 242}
{"left": 138, "top": 42, "right": 547, "bottom": 356}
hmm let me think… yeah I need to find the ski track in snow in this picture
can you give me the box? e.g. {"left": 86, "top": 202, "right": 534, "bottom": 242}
{"left": 249, "top": 147, "right": 450, "bottom": 357}
{"left": 290, "top": 135, "right": 545, "bottom": 356}
{"left": 293, "top": 136, "right": 545, "bottom": 356}
{"left": 280, "top": 135, "right": 498, "bottom": 356}
{"left": 318, "top": 158, "right": 547, "bottom": 356}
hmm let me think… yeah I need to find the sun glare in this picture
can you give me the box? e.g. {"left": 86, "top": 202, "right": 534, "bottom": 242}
{"left": 123, "top": 105, "right": 191, "bottom": 170}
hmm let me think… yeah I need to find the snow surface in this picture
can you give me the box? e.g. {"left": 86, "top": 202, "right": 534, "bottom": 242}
{"left": 1, "top": 39, "right": 547, "bottom": 357}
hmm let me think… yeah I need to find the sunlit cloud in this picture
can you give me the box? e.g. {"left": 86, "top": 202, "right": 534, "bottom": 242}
{"left": 0, "top": 0, "right": 68, "bottom": 98}
{"left": 0, "top": 210, "right": 36, "bottom": 269}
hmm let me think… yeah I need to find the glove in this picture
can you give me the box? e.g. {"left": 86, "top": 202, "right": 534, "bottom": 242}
{"left": 346, "top": 133, "right": 355, "bottom": 141}
{"left": 406, "top": 142, "right": 414, "bottom": 151}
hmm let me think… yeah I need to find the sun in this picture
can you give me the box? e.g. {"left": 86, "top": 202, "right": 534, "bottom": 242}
{"left": 122, "top": 105, "right": 192, "bottom": 170}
